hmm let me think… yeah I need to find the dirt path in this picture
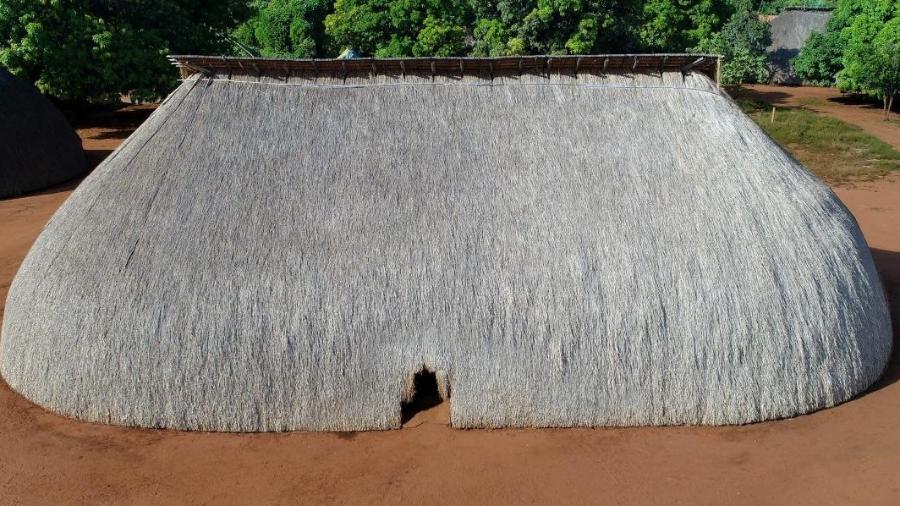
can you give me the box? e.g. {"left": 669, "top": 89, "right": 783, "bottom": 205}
{"left": 742, "top": 85, "right": 900, "bottom": 151}
{"left": 0, "top": 108, "right": 898, "bottom": 505}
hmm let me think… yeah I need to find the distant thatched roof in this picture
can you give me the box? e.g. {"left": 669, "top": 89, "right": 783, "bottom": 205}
{"left": 0, "top": 68, "right": 86, "bottom": 198}
{"left": 767, "top": 9, "right": 832, "bottom": 84}
{"left": 0, "top": 55, "right": 890, "bottom": 432}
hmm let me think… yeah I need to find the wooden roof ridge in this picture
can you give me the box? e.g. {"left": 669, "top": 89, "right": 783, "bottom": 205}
{"left": 169, "top": 54, "right": 723, "bottom": 84}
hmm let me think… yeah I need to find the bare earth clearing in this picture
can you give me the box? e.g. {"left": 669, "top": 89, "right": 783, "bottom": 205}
{"left": 0, "top": 94, "right": 898, "bottom": 505}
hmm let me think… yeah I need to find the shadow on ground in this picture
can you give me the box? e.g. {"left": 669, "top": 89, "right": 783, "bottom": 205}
{"left": 76, "top": 105, "right": 154, "bottom": 133}
{"left": 867, "top": 248, "right": 900, "bottom": 394}
{"left": 729, "top": 86, "right": 793, "bottom": 107}
{"left": 84, "top": 149, "right": 114, "bottom": 168}
{"left": 829, "top": 93, "right": 900, "bottom": 114}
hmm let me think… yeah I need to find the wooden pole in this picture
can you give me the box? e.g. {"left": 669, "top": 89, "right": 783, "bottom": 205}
{"left": 716, "top": 56, "right": 722, "bottom": 88}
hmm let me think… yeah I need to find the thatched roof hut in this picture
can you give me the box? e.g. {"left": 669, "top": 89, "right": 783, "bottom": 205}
{"left": 0, "top": 67, "right": 86, "bottom": 198}
{"left": 0, "top": 55, "right": 890, "bottom": 432}
{"left": 767, "top": 8, "right": 832, "bottom": 84}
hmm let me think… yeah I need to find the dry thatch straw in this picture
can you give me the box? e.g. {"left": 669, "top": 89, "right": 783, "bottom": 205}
{"left": 0, "top": 67, "right": 86, "bottom": 198}
{"left": 767, "top": 8, "right": 832, "bottom": 84}
{"left": 0, "top": 55, "right": 891, "bottom": 432}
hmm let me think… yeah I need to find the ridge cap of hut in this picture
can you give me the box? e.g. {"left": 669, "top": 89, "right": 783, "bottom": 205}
{"left": 781, "top": 6, "right": 833, "bottom": 12}
{"left": 168, "top": 54, "right": 723, "bottom": 83}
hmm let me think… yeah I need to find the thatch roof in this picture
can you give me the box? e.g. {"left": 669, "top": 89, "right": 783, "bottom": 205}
{"left": 766, "top": 9, "right": 832, "bottom": 84}
{"left": 0, "top": 55, "right": 890, "bottom": 432}
{"left": 0, "top": 68, "right": 86, "bottom": 198}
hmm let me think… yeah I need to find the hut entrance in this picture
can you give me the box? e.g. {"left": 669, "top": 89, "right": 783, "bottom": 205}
{"left": 401, "top": 368, "right": 449, "bottom": 424}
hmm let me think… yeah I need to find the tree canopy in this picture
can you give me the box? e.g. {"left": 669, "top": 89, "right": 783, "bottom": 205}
{"left": 246, "top": 0, "right": 742, "bottom": 58}
{"left": 837, "top": 1, "right": 899, "bottom": 91}
{"left": 233, "top": 0, "right": 333, "bottom": 57}
{"left": 302, "top": 0, "right": 770, "bottom": 78}
{"left": 846, "top": 16, "right": 900, "bottom": 117}
{"left": 0, "top": 0, "right": 793, "bottom": 102}
{"left": 640, "top": 0, "right": 732, "bottom": 52}
{"left": 792, "top": 30, "right": 843, "bottom": 86}
{"left": 693, "top": 4, "right": 771, "bottom": 84}
{"left": 323, "top": 0, "right": 472, "bottom": 57}
{"left": 794, "top": 0, "right": 900, "bottom": 116}
{"left": 0, "top": 0, "right": 249, "bottom": 103}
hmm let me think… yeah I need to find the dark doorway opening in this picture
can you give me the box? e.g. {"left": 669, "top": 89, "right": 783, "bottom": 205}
{"left": 401, "top": 369, "right": 444, "bottom": 423}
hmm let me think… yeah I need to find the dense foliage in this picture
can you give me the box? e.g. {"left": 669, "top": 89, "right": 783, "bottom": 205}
{"left": 245, "top": 0, "right": 772, "bottom": 82}
{"left": 468, "top": 0, "right": 645, "bottom": 56}
{"left": 850, "top": 17, "right": 900, "bottom": 117}
{"left": 791, "top": 30, "right": 843, "bottom": 85}
{"left": 246, "top": 0, "right": 741, "bottom": 57}
{"left": 324, "top": 0, "right": 473, "bottom": 57}
{"left": 694, "top": 4, "right": 772, "bottom": 84}
{"left": 0, "top": 0, "right": 787, "bottom": 102}
{"left": 640, "top": 0, "right": 732, "bottom": 52}
{"left": 233, "top": 0, "right": 333, "bottom": 57}
{"left": 0, "top": 0, "right": 249, "bottom": 103}
{"left": 794, "top": 0, "right": 899, "bottom": 116}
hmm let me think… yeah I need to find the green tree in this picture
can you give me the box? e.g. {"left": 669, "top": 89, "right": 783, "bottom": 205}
{"left": 695, "top": 8, "right": 771, "bottom": 84}
{"left": 792, "top": 30, "right": 844, "bottom": 85}
{"left": 233, "top": 0, "right": 333, "bottom": 58}
{"left": 791, "top": 0, "right": 898, "bottom": 89}
{"left": 837, "top": 2, "right": 898, "bottom": 92}
{"left": 0, "top": 0, "right": 249, "bottom": 103}
{"left": 413, "top": 16, "right": 466, "bottom": 56}
{"left": 325, "top": 0, "right": 472, "bottom": 57}
{"left": 640, "top": 0, "right": 733, "bottom": 52}
{"left": 471, "top": 18, "right": 513, "bottom": 56}
{"left": 470, "top": 0, "right": 643, "bottom": 56}
{"left": 828, "top": 0, "right": 895, "bottom": 30}
{"left": 847, "top": 17, "right": 900, "bottom": 117}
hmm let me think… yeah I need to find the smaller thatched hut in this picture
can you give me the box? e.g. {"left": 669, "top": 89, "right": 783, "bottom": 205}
{"left": 0, "top": 68, "right": 86, "bottom": 198}
{"left": 767, "top": 7, "right": 832, "bottom": 84}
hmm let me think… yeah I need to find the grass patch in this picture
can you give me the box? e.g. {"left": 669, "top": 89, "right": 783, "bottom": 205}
{"left": 734, "top": 97, "right": 900, "bottom": 184}
{"left": 796, "top": 97, "right": 829, "bottom": 108}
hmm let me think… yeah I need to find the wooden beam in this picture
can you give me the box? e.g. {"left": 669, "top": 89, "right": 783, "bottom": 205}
{"left": 681, "top": 57, "right": 706, "bottom": 73}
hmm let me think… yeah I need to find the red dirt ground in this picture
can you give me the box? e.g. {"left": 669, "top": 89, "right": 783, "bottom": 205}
{"left": 0, "top": 100, "right": 898, "bottom": 505}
